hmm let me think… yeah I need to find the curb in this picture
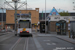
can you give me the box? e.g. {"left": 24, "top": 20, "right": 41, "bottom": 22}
{"left": 37, "top": 35, "right": 55, "bottom": 37}
{"left": 36, "top": 34, "right": 57, "bottom": 37}
{"left": 55, "top": 36, "right": 75, "bottom": 44}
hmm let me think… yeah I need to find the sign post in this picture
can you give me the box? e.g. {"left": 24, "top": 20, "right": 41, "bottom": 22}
{"left": 67, "top": 19, "right": 70, "bottom": 38}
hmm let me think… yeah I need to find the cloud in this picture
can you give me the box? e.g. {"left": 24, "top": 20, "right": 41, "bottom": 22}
{"left": 0, "top": 0, "right": 74, "bottom": 12}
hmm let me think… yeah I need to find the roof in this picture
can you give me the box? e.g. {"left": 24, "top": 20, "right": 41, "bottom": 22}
{"left": 48, "top": 7, "right": 60, "bottom": 16}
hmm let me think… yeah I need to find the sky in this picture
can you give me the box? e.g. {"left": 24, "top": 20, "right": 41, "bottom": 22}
{"left": 0, "top": 0, "right": 75, "bottom": 13}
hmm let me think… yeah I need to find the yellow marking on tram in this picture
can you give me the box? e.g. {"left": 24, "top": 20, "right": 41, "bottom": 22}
{"left": 23, "top": 28, "right": 26, "bottom": 31}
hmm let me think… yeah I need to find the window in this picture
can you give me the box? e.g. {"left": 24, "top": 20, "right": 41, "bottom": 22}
{"left": 19, "top": 20, "right": 31, "bottom": 28}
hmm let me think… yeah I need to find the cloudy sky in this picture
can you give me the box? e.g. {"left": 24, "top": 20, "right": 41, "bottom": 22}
{"left": 0, "top": 0, "right": 75, "bottom": 13}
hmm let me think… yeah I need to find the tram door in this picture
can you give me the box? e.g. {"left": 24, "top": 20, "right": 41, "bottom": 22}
{"left": 56, "top": 20, "right": 66, "bottom": 35}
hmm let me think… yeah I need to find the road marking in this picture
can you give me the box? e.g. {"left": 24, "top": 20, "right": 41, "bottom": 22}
{"left": 9, "top": 38, "right": 22, "bottom": 50}
{"left": 53, "top": 49, "right": 58, "bottom": 50}
{"left": 53, "top": 47, "right": 74, "bottom": 50}
{"left": 46, "top": 43, "right": 56, "bottom": 45}
{"left": 46, "top": 43, "right": 51, "bottom": 45}
{"left": 33, "top": 38, "right": 44, "bottom": 50}
{"left": 43, "top": 40, "right": 50, "bottom": 41}
{"left": 26, "top": 38, "right": 29, "bottom": 50}
{"left": 52, "top": 43, "right": 56, "bottom": 45}
{"left": 23, "top": 38, "right": 26, "bottom": 50}
{"left": 54, "top": 47, "right": 74, "bottom": 50}
{"left": 23, "top": 38, "right": 29, "bottom": 50}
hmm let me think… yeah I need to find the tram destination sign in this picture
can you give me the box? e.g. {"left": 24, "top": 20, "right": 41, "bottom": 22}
{"left": 12, "top": 0, "right": 20, "bottom": 2}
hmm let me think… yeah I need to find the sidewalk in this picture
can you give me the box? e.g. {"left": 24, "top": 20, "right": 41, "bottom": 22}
{"left": 34, "top": 32, "right": 75, "bottom": 44}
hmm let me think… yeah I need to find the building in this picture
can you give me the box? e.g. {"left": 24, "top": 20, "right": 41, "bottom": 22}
{"left": 6, "top": 8, "right": 39, "bottom": 30}
{"left": 39, "top": 7, "right": 75, "bottom": 34}
{"left": 0, "top": 13, "right": 6, "bottom": 30}
{"left": 0, "top": 7, "right": 75, "bottom": 33}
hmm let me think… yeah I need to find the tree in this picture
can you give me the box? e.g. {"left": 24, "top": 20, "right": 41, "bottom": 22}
{"left": 59, "top": 11, "right": 70, "bottom": 16}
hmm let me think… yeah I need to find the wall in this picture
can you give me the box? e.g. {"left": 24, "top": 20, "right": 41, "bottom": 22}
{"left": 6, "top": 8, "right": 39, "bottom": 24}
{"left": 49, "top": 21, "right": 56, "bottom": 32}
{"left": 49, "top": 21, "right": 68, "bottom": 32}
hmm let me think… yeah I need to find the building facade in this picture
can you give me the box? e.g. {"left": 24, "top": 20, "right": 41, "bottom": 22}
{"left": 6, "top": 8, "right": 39, "bottom": 30}
{"left": 0, "top": 7, "right": 75, "bottom": 33}
{"left": 39, "top": 7, "right": 75, "bottom": 34}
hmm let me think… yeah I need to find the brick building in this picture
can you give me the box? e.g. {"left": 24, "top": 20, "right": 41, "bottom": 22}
{"left": 6, "top": 8, "right": 39, "bottom": 30}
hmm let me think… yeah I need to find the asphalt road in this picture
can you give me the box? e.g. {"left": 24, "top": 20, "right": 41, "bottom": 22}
{"left": 0, "top": 32, "right": 75, "bottom": 50}
{"left": 36, "top": 37, "right": 75, "bottom": 50}
{"left": 0, "top": 32, "right": 37, "bottom": 50}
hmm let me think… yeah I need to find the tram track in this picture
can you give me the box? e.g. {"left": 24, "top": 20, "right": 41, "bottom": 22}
{"left": 9, "top": 37, "right": 29, "bottom": 50}
{"left": 23, "top": 38, "right": 29, "bottom": 50}
{"left": 9, "top": 38, "right": 22, "bottom": 50}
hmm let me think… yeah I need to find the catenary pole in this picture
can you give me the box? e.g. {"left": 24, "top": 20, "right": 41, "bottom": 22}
{"left": 1, "top": 8, "right": 3, "bottom": 30}
{"left": 45, "top": 0, "right": 46, "bottom": 33}
{"left": 4, "top": 0, "right": 27, "bottom": 36}
{"left": 14, "top": 1, "right": 17, "bottom": 36}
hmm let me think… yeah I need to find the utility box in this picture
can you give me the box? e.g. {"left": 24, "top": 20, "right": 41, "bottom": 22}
{"left": 70, "top": 21, "right": 75, "bottom": 38}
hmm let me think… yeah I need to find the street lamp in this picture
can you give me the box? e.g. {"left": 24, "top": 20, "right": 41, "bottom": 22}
{"left": 73, "top": 2, "right": 75, "bottom": 10}
{"left": 73, "top": 2, "right": 74, "bottom": 4}
{"left": 45, "top": 0, "right": 46, "bottom": 33}
{"left": 67, "top": 19, "right": 70, "bottom": 38}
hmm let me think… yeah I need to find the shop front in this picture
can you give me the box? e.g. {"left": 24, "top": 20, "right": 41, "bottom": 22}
{"left": 48, "top": 16, "right": 75, "bottom": 33}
